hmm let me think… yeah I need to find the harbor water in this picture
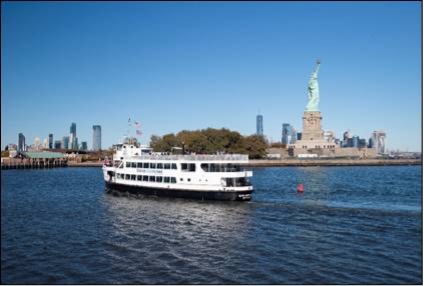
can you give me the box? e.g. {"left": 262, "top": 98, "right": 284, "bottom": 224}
{"left": 1, "top": 166, "right": 422, "bottom": 284}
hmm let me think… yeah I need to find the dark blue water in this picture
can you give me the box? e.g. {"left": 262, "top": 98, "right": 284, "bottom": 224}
{"left": 1, "top": 166, "right": 422, "bottom": 284}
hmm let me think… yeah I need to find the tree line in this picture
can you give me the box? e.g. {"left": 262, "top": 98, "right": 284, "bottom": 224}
{"left": 150, "top": 128, "right": 268, "bottom": 159}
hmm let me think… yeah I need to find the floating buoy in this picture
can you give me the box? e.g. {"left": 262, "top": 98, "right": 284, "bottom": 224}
{"left": 297, "top": 183, "right": 304, "bottom": 193}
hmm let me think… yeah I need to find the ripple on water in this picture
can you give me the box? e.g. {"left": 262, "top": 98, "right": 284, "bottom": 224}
{"left": 1, "top": 166, "right": 422, "bottom": 284}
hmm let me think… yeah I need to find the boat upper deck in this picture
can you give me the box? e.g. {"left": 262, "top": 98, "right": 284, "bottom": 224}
{"left": 115, "top": 154, "right": 249, "bottom": 162}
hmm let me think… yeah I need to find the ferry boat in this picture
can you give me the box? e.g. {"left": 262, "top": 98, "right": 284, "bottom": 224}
{"left": 102, "top": 143, "right": 253, "bottom": 201}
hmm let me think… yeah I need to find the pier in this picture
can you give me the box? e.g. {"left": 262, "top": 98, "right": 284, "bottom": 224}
{"left": 1, "top": 152, "right": 68, "bottom": 170}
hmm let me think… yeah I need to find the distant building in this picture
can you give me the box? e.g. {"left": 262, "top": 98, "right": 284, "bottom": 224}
{"left": 256, "top": 115, "right": 263, "bottom": 136}
{"left": 81, "top": 141, "right": 88, "bottom": 151}
{"left": 43, "top": 138, "right": 49, "bottom": 148}
{"left": 48, "top": 134, "right": 53, "bottom": 149}
{"left": 372, "top": 131, "right": 386, "bottom": 154}
{"left": 323, "top": 131, "right": 335, "bottom": 142}
{"left": 8, "top": 143, "right": 17, "bottom": 151}
{"left": 62, "top": 136, "right": 70, "bottom": 149}
{"left": 73, "top": 137, "right": 79, "bottom": 150}
{"left": 70, "top": 122, "right": 78, "bottom": 149}
{"left": 70, "top": 122, "right": 76, "bottom": 137}
{"left": 297, "top": 132, "right": 302, "bottom": 141}
{"left": 352, "top": 136, "right": 359, "bottom": 148}
{"left": 18, "top": 133, "right": 26, "bottom": 152}
{"left": 92, "top": 125, "right": 102, "bottom": 151}
{"left": 358, "top": 138, "right": 367, "bottom": 148}
{"left": 54, "top": 140, "right": 62, "bottom": 149}
{"left": 282, "top": 124, "right": 297, "bottom": 144}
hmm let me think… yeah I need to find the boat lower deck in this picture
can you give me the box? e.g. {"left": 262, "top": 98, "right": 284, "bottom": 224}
{"left": 105, "top": 181, "right": 252, "bottom": 201}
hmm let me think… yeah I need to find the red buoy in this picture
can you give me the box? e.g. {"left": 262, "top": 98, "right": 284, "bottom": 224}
{"left": 297, "top": 183, "right": 304, "bottom": 193}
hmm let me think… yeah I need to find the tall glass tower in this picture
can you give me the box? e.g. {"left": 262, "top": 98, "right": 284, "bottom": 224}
{"left": 256, "top": 115, "right": 263, "bottom": 136}
{"left": 48, "top": 134, "right": 53, "bottom": 149}
{"left": 70, "top": 123, "right": 77, "bottom": 149}
{"left": 92, "top": 125, "right": 102, "bottom": 151}
{"left": 18, "top": 133, "right": 25, "bottom": 152}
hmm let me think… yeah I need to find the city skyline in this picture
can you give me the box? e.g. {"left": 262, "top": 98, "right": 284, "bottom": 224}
{"left": 1, "top": 2, "right": 421, "bottom": 151}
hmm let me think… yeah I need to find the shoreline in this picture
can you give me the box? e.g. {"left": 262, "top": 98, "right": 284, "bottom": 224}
{"left": 66, "top": 159, "right": 422, "bottom": 168}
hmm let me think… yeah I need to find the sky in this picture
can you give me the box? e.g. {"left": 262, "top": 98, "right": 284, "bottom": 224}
{"left": 1, "top": 2, "right": 422, "bottom": 152}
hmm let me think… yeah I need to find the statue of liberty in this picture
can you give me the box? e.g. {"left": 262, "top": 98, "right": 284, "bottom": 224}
{"left": 305, "top": 59, "right": 321, "bottom": 112}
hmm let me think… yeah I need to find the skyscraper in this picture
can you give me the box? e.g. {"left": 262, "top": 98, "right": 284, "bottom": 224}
{"left": 70, "top": 123, "right": 77, "bottom": 149}
{"left": 62, "top": 136, "right": 70, "bottom": 149}
{"left": 92, "top": 125, "right": 102, "bottom": 151}
{"left": 282, "top": 124, "right": 291, "bottom": 144}
{"left": 81, "top": 141, "right": 88, "bottom": 151}
{"left": 256, "top": 115, "right": 263, "bottom": 136}
{"left": 18, "top": 133, "right": 25, "bottom": 152}
{"left": 70, "top": 123, "right": 76, "bottom": 137}
{"left": 48, "top": 134, "right": 53, "bottom": 149}
{"left": 372, "top": 131, "right": 386, "bottom": 154}
{"left": 54, "top": 140, "right": 62, "bottom": 149}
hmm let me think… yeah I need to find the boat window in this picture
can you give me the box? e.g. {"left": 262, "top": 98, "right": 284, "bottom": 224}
{"left": 131, "top": 162, "right": 137, "bottom": 168}
{"left": 143, "top": 176, "right": 148, "bottom": 182}
{"left": 171, "top": 177, "right": 177, "bottom": 184}
{"left": 181, "top": 163, "right": 195, "bottom": 172}
{"left": 164, "top": 163, "right": 171, "bottom": 169}
{"left": 150, "top": 163, "right": 156, "bottom": 169}
{"left": 235, "top": 177, "right": 251, "bottom": 186}
{"left": 126, "top": 162, "right": 131, "bottom": 168}
{"left": 200, "top": 163, "right": 240, "bottom": 172}
{"left": 125, "top": 174, "right": 130, "bottom": 180}
{"left": 131, "top": 175, "right": 136, "bottom": 180}
{"left": 156, "top": 176, "right": 163, "bottom": 183}
{"left": 180, "top": 178, "right": 183, "bottom": 181}
{"left": 188, "top": 178, "right": 191, "bottom": 182}
{"left": 137, "top": 175, "right": 142, "bottom": 181}
{"left": 164, "top": 177, "right": 170, "bottom": 183}
{"left": 157, "top": 163, "right": 163, "bottom": 169}
{"left": 143, "top": 162, "right": 149, "bottom": 168}
{"left": 137, "top": 162, "right": 143, "bottom": 168}
{"left": 149, "top": 176, "right": 155, "bottom": 182}
{"left": 171, "top": 163, "right": 177, "bottom": 170}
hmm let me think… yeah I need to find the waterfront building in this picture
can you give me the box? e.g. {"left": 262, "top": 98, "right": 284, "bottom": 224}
{"left": 81, "top": 141, "right": 88, "bottom": 151}
{"left": 372, "top": 131, "right": 386, "bottom": 154}
{"left": 54, "top": 140, "right": 62, "bottom": 149}
{"left": 18, "top": 133, "right": 26, "bottom": 152}
{"left": 62, "top": 136, "right": 70, "bottom": 149}
{"left": 256, "top": 114, "right": 263, "bottom": 136}
{"left": 92, "top": 125, "right": 102, "bottom": 151}
{"left": 48, "top": 134, "right": 53, "bottom": 149}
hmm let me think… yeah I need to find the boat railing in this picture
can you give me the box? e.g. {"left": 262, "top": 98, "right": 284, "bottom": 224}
{"left": 122, "top": 154, "right": 249, "bottom": 161}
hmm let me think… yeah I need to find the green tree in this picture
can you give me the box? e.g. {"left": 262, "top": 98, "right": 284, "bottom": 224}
{"left": 243, "top": 135, "right": 268, "bottom": 159}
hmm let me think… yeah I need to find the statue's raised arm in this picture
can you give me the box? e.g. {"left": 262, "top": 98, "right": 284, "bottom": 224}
{"left": 305, "top": 59, "right": 321, "bottom": 112}
{"left": 314, "top": 59, "right": 321, "bottom": 76}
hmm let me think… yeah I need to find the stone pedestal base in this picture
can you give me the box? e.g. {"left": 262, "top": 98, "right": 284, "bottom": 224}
{"left": 302, "top": 111, "right": 323, "bottom": 141}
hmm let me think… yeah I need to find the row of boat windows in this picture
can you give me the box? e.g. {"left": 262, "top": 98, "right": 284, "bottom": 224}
{"left": 125, "top": 162, "right": 178, "bottom": 170}
{"left": 124, "top": 162, "right": 241, "bottom": 173}
{"left": 117, "top": 173, "right": 177, "bottom": 183}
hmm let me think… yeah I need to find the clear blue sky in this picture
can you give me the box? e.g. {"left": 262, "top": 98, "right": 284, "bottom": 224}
{"left": 1, "top": 2, "right": 421, "bottom": 151}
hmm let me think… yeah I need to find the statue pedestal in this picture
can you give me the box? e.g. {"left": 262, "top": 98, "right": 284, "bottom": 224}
{"left": 302, "top": 111, "right": 323, "bottom": 141}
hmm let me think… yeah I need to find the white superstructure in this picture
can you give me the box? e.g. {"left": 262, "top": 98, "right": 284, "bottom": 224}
{"left": 102, "top": 143, "right": 253, "bottom": 201}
